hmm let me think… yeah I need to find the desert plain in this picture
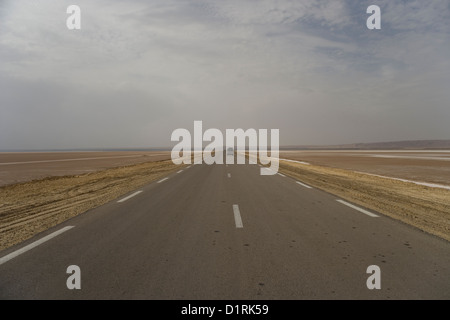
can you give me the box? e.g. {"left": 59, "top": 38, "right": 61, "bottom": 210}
{"left": 0, "top": 150, "right": 449, "bottom": 251}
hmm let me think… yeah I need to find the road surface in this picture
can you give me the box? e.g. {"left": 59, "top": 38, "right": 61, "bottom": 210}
{"left": 1, "top": 156, "right": 449, "bottom": 299}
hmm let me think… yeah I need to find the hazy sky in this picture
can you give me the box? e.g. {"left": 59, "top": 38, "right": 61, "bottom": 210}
{"left": 1, "top": 0, "right": 449, "bottom": 149}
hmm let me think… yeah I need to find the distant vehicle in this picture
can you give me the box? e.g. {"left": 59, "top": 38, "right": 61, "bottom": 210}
{"left": 226, "top": 147, "right": 234, "bottom": 155}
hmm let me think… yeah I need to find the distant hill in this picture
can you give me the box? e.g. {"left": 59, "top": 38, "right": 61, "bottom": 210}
{"left": 281, "top": 140, "right": 450, "bottom": 150}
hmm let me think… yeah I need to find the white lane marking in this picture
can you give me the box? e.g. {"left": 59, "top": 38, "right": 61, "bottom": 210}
{"left": 233, "top": 204, "right": 243, "bottom": 228}
{"left": 117, "top": 190, "right": 143, "bottom": 203}
{"left": 157, "top": 177, "right": 169, "bottom": 183}
{"left": 227, "top": 173, "right": 231, "bottom": 178}
{"left": 336, "top": 200, "right": 379, "bottom": 217}
{"left": 278, "top": 173, "right": 286, "bottom": 177}
{"left": 186, "top": 166, "right": 191, "bottom": 169}
{"left": 296, "top": 181, "right": 312, "bottom": 189}
{"left": 0, "top": 226, "right": 74, "bottom": 266}
{"left": 177, "top": 170, "right": 183, "bottom": 173}
{"left": 0, "top": 155, "right": 147, "bottom": 166}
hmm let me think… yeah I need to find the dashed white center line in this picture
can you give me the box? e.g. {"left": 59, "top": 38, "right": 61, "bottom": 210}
{"left": 227, "top": 173, "right": 231, "bottom": 178}
{"left": 296, "top": 181, "right": 312, "bottom": 189}
{"left": 278, "top": 173, "right": 286, "bottom": 177}
{"left": 336, "top": 200, "right": 379, "bottom": 217}
{"left": 233, "top": 204, "right": 243, "bottom": 228}
{"left": 0, "top": 226, "right": 74, "bottom": 266}
{"left": 177, "top": 170, "right": 183, "bottom": 173}
{"left": 117, "top": 190, "right": 143, "bottom": 203}
{"left": 157, "top": 177, "right": 169, "bottom": 183}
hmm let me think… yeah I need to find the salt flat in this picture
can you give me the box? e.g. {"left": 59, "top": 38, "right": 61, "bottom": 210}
{"left": 280, "top": 150, "right": 450, "bottom": 186}
{"left": 0, "top": 151, "right": 171, "bottom": 187}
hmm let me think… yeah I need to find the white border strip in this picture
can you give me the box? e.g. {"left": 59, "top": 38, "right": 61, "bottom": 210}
{"left": 296, "top": 181, "right": 312, "bottom": 189}
{"left": 157, "top": 177, "right": 169, "bottom": 183}
{"left": 336, "top": 200, "right": 379, "bottom": 217}
{"left": 117, "top": 190, "right": 143, "bottom": 203}
{"left": 280, "top": 158, "right": 310, "bottom": 165}
{"left": 0, "top": 226, "right": 74, "bottom": 266}
{"left": 354, "top": 170, "right": 450, "bottom": 191}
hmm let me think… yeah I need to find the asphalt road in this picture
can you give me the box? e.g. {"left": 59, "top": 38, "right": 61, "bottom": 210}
{"left": 0, "top": 156, "right": 449, "bottom": 299}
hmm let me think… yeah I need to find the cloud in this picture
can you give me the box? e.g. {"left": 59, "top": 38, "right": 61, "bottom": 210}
{"left": 0, "top": 0, "right": 449, "bottom": 149}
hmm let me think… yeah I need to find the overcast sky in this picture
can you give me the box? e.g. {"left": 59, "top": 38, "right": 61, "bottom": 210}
{"left": 1, "top": 0, "right": 449, "bottom": 149}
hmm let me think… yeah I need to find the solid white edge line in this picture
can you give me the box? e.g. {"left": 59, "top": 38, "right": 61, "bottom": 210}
{"left": 117, "top": 190, "right": 143, "bottom": 203}
{"left": 157, "top": 177, "right": 169, "bottom": 183}
{"left": 278, "top": 173, "right": 286, "bottom": 177}
{"left": 296, "top": 181, "right": 312, "bottom": 189}
{"left": 0, "top": 226, "right": 74, "bottom": 266}
{"left": 233, "top": 204, "right": 243, "bottom": 228}
{"left": 336, "top": 199, "right": 379, "bottom": 217}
